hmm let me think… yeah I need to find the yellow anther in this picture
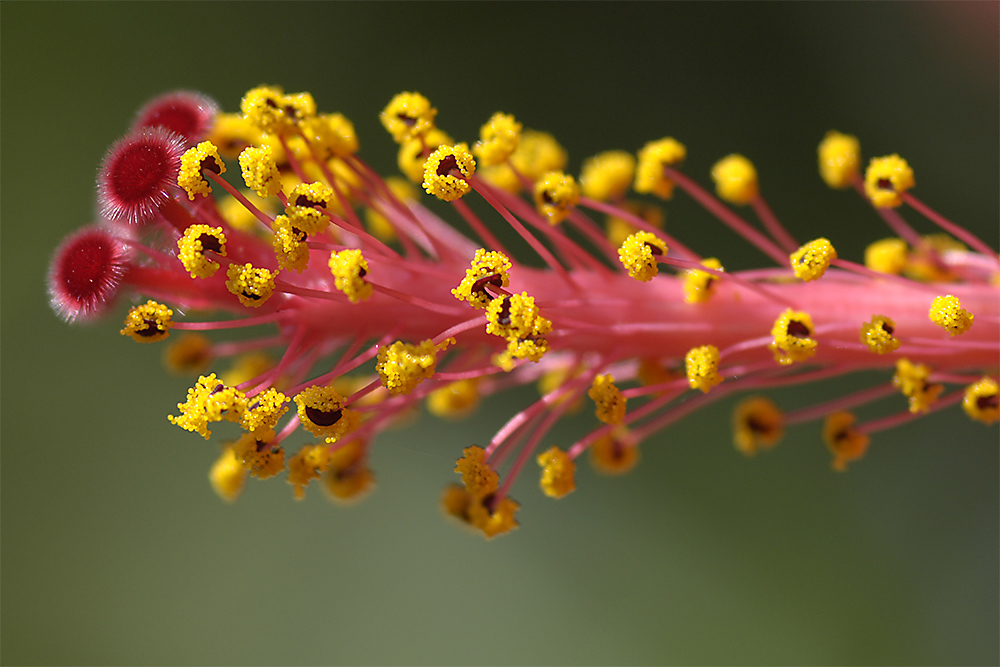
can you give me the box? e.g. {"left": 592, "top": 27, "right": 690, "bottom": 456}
{"left": 239, "top": 86, "right": 290, "bottom": 135}
{"left": 860, "top": 315, "right": 900, "bottom": 354}
{"left": 164, "top": 333, "right": 213, "bottom": 374}
{"left": 537, "top": 446, "right": 576, "bottom": 498}
{"left": 533, "top": 171, "right": 580, "bottom": 224}
{"left": 634, "top": 137, "right": 686, "bottom": 199}
{"left": 732, "top": 397, "right": 784, "bottom": 456}
{"left": 178, "top": 224, "right": 227, "bottom": 278}
{"left": 465, "top": 494, "right": 520, "bottom": 539}
{"left": 618, "top": 231, "right": 668, "bottom": 282}
{"left": 225, "top": 263, "right": 276, "bottom": 308}
{"left": 289, "top": 181, "right": 334, "bottom": 210}
{"left": 893, "top": 359, "right": 943, "bottom": 413}
{"left": 486, "top": 292, "right": 548, "bottom": 340}
{"left": 208, "top": 443, "right": 247, "bottom": 503}
{"left": 328, "top": 249, "right": 372, "bottom": 303}
{"left": 962, "top": 377, "right": 999, "bottom": 425}
{"left": 864, "top": 154, "right": 915, "bottom": 208}
{"left": 818, "top": 131, "right": 861, "bottom": 189}
{"left": 380, "top": 91, "right": 437, "bottom": 143}
{"left": 824, "top": 411, "right": 870, "bottom": 472}
{"left": 473, "top": 112, "right": 522, "bottom": 166}
{"left": 231, "top": 430, "right": 285, "bottom": 479}
{"left": 769, "top": 309, "right": 818, "bottom": 365}
{"left": 168, "top": 374, "right": 246, "bottom": 439}
{"left": 454, "top": 445, "right": 499, "bottom": 497}
{"left": 294, "top": 385, "right": 359, "bottom": 443}
{"left": 239, "top": 388, "right": 289, "bottom": 435}
{"left": 711, "top": 154, "right": 759, "bottom": 205}
{"left": 685, "top": 344, "right": 724, "bottom": 393}
{"left": 865, "top": 237, "right": 908, "bottom": 275}
{"left": 496, "top": 333, "right": 551, "bottom": 370}
{"left": 427, "top": 379, "right": 481, "bottom": 419}
{"left": 121, "top": 300, "right": 173, "bottom": 343}
{"left": 376, "top": 339, "right": 443, "bottom": 395}
{"left": 580, "top": 150, "right": 636, "bottom": 202}
{"left": 280, "top": 91, "right": 317, "bottom": 124}
{"left": 300, "top": 113, "right": 359, "bottom": 160}
{"left": 508, "top": 129, "right": 567, "bottom": 182}
{"left": 284, "top": 205, "right": 328, "bottom": 237}
{"left": 238, "top": 145, "right": 282, "bottom": 198}
{"left": 178, "top": 141, "right": 225, "bottom": 200}
{"left": 271, "top": 214, "right": 309, "bottom": 273}
{"left": 452, "top": 248, "right": 512, "bottom": 310}
{"left": 683, "top": 257, "right": 724, "bottom": 304}
{"left": 323, "top": 440, "right": 375, "bottom": 503}
{"left": 605, "top": 200, "right": 665, "bottom": 249}
{"left": 790, "top": 238, "right": 837, "bottom": 281}
{"left": 588, "top": 374, "right": 626, "bottom": 425}
{"left": 287, "top": 444, "right": 333, "bottom": 500}
{"left": 589, "top": 428, "right": 639, "bottom": 475}
{"left": 929, "top": 295, "right": 974, "bottom": 336}
{"left": 206, "top": 112, "right": 264, "bottom": 158}
{"left": 397, "top": 128, "right": 454, "bottom": 183}
{"left": 422, "top": 143, "right": 476, "bottom": 201}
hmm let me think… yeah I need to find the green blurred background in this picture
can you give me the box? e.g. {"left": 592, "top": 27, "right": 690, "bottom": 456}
{"left": 2, "top": 2, "right": 997, "bottom": 665}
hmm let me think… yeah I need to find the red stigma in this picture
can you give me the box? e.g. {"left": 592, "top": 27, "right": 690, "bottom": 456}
{"left": 48, "top": 226, "right": 132, "bottom": 322}
{"left": 131, "top": 91, "right": 219, "bottom": 144}
{"left": 98, "top": 127, "right": 185, "bottom": 225}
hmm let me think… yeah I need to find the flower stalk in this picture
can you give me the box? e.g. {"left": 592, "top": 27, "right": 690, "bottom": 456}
{"left": 47, "top": 88, "right": 999, "bottom": 536}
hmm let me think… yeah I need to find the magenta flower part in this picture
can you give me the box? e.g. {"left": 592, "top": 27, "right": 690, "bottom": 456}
{"left": 49, "top": 89, "right": 999, "bottom": 538}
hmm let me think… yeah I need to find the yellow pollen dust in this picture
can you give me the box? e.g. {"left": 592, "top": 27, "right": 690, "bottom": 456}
{"left": 178, "top": 141, "right": 225, "bottom": 200}
{"left": 473, "top": 112, "right": 522, "bottom": 166}
{"left": 580, "top": 150, "right": 636, "bottom": 202}
{"left": 962, "top": 377, "right": 999, "bottom": 425}
{"left": 790, "top": 238, "right": 837, "bottom": 281}
{"left": 380, "top": 92, "right": 437, "bottom": 144}
{"left": 453, "top": 248, "right": 512, "bottom": 310}
{"left": 860, "top": 315, "right": 900, "bottom": 354}
{"left": 537, "top": 446, "right": 576, "bottom": 498}
{"left": 329, "top": 249, "right": 372, "bottom": 303}
{"left": 683, "top": 257, "right": 724, "bottom": 304}
{"left": 864, "top": 154, "right": 915, "bottom": 208}
{"left": 893, "top": 358, "right": 943, "bottom": 414}
{"left": 588, "top": 374, "right": 626, "bottom": 425}
{"left": 422, "top": 143, "right": 476, "bottom": 202}
{"left": 121, "top": 300, "right": 174, "bottom": 343}
{"left": 618, "top": 231, "right": 668, "bottom": 282}
{"left": 711, "top": 154, "right": 759, "bottom": 205}
{"left": 225, "top": 263, "right": 276, "bottom": 308}
{"left": 178, "top": 224, "right": 227, "bottom": 279}
{"left": 238, "top": 145, "right": 282, "bottom": 198}
{"left": 634, "top": 137, "right": 686, "bottom": 199}
{"left": 928, "top": 295, "right": 973, "bottom": 336}
{"left": 823, "top": 411, "right": 870, "bottom": 472}
{"left": 769, "top": 309, "right": 817, "bottom": 365}
{"left": 865, "top": 238, "right": 908, "bottom": 275}
{"left": 732, "top": 397, "right": 784, "bottom": 456}
{"left": 817, "top": 131, "right": 860, "bottom": 189}
{"left": 685, "top": 344, "right": 724, "bottom": 393}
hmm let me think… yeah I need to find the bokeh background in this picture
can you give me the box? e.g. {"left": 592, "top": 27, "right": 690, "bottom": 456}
{"left": 2, "top": 2, "right": 997, "bottom": 665}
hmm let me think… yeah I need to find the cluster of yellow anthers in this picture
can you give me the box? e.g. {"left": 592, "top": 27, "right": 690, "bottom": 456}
{"left": 48, "top": 86, "right": 998, "bottom": 538}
